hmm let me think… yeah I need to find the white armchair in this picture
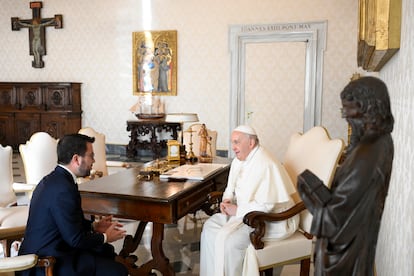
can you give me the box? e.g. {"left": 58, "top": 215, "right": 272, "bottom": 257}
{"left": 242, "top": 126, "right": 344, "bottom": 275}
{"left": 0, "top": 253, "right": 38, "bottom": 276}
{"left": 19, "top": 132, "right": 58, "bottom": 186}
{"left": 0, "top": 227, "right": 55, "bottom": 275}
{"left": 0, "top": 145, "right": 29, "bottom": 258}
{"left": 0, "top": 145, "right": 18, "bottom": 208}
{"left": 0, "top": 144, "right": 34, "bottom": 204}
{"left": 78, "top": 127, "right": 129, "bottom": 182}
{"left": 0, "top": 253, "right": 55, "bottom": 276}
{"left": 206, "top": 126, "right": 344, "bottom": 275}
{"left": 0, "top": 208, "right": 28, "bottom": 258}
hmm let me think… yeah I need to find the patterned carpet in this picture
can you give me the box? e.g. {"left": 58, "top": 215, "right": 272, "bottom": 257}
{"left": 6, "top": 153, "right": 307, "bottom": 275}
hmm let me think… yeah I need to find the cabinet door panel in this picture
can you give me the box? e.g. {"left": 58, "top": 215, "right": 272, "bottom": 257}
{"left": 45, "top": 86, "right": 70, "bottom": 111}
{"left": 41, "top": 113, "right": 67, "bottom": 139}
{"left": 0, "top": 113, "right": 15, "bottom": 146}
{"left": 0, "top": 85, "right": 17, "bottom": 111}
{"left": 18, "top": 86, "right": 43, "bottom": 111}
{"left": 15, "top": 113, "right": 41, "bottom": 146}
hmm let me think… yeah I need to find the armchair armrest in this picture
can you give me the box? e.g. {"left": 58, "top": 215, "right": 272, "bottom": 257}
{"left": 201, "top": 191, "right": 223, "bottom": 216}
{"left": 207, "top": 191, "right": 223, "bottom": 203}
{"left": 243, "top": 201, "right": 307, "bottom": 249}
{"left": 0, "top": 226, "right": 26, "bottom": 258}
{"left": 0, "top": 255, "right": 55, "bottom": 275}
{"left": 37, "top": 256, "right": 56, "bottom": 276}
{"left": 0, "top": 254, "right": 38, "bottom": 272}
{"left": 0, "top": 226, "right": 26, "bottom": 240}
{"left": 12, "top": 182, "right": 36, "bottom": 193}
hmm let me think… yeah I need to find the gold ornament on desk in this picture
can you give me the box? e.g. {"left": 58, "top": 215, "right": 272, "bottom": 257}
{"left": 167, "top": 140, "right": 180, "bottom": 163}
{"left": 198, "top": 123, "right": 213, "bottom": 163}
{"left": 165, "top": 113, "right": 199, "bottom": 164}
{"left": 185, "top": 126, "right": 197, "bottom": 162}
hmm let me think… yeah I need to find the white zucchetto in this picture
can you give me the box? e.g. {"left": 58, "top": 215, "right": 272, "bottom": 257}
{"left": 233, "top": 125, "right": 257, "bottom": 136}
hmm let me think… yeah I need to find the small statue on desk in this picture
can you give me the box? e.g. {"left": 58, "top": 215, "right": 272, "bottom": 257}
{"left": 297, "top": 76, "right": 394, "bottom": 276}
{"left": 198, "top": 123, "right": 213, "bottom": 163}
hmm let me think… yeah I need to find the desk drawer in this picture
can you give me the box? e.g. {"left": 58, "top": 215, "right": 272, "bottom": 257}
{"left": 177, "top": 181, "right": 215, "bottom": 217}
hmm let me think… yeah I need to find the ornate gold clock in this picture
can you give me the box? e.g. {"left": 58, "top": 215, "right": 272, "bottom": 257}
{"left": 167, "top": 140, "right": 180, "bottom": 162}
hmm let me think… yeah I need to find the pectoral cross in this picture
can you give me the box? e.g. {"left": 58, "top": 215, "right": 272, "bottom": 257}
{"left": 11, "top": 1, "right": 62, "bottom": 68}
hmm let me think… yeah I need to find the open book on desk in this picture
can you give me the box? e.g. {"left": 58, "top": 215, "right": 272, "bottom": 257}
{"left": 160, "top": 163, "right": 228, "bottom": 180}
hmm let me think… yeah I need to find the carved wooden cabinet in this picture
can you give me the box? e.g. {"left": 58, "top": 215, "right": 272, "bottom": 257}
{"left": 0, "top": 82, "right": 82, "bottom": 149}
{"left": 126, "top": 119, "right": 181, "bottom": 160}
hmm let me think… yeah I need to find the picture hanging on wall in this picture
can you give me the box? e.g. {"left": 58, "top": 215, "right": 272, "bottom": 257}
{"left": 132, "top": 30, "right": 177, "bottom": 96}
{"left": 357, "top": 0, "right": 401, "bottom": 72}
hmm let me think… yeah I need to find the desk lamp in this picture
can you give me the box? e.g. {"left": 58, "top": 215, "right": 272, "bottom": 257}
{"left": 165, "top": 113, "right": 199, "bottom": 160}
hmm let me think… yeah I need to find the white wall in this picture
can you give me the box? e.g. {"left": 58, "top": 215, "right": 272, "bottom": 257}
{"left": 376, "top": 0, "right": 414, "bottom": 275}
{"left": 0, "top": 0, "right": 358, "bottom": 149}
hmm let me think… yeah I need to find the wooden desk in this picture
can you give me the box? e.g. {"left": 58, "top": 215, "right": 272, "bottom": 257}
{"left": 79, "top": 160, "right": 230, "bottom": 275}
{"left": 126, "top": 119, "right": 181, "bottom": 160}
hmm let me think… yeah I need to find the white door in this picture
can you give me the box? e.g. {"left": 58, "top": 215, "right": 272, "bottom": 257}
{"left": 244, "top": 42, "right": 306, "bottom": 160}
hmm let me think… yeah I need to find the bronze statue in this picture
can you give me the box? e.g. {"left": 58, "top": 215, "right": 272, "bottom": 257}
{"left": 297, "top": 76, "right": 394, "bottom": 276}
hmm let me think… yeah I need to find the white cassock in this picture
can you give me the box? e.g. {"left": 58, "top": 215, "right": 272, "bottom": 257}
{"left": 200, "top": 145, "right": 299, "bottom": 276}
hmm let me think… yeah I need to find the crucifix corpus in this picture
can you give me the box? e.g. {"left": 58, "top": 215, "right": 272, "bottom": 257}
{"left": 11, "top": 1, "right": 63, "bottom": 68}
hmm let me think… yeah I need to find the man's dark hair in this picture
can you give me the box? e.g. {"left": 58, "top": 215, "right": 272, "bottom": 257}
{"left": 57, "top": 133, "right": 95, "bottom": 165}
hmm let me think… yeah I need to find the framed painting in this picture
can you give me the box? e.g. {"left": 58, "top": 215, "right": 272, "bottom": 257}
{"left": 133, "top": 30, "right": 177, "bottom": 96}
{"left": 357, "top": 0, "right": 401, "bottom": 72}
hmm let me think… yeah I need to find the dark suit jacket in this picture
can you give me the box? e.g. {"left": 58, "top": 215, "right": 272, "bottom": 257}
{"left": 19, "top": 166, "right": 119, "bottom": 275}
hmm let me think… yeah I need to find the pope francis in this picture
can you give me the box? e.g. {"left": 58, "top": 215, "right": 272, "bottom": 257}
{"left": 200, "top": 125, "right": 299, "bottom": 276}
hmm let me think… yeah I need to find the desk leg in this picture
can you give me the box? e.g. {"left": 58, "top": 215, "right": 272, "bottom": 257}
{"left": 140, "top": 222, "right": 175, "bottom": 275}
{"left": 116, "top": 221, "right": 147, "bottom": 272}
{"left": 119, "top": 221, "right": 147, "bottom": 257}
{"left": 116, "top": 222, "right": 175, "bottom": 276}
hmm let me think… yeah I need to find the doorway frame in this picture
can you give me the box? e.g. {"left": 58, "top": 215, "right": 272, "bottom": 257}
{"left": 229, "top": 21, "right": 327, "bottom": 155}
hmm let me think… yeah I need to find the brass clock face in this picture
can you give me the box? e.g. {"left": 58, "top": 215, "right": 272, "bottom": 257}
{"left": 167, "top": 140, "right": 180, "bottom": 161}
{"left": 170, "top": 145, "right": 179, "bottom": 156}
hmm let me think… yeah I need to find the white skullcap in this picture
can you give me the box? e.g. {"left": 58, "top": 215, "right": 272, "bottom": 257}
{"left": 233, "top": 125, "right": 257, "bottom": 136}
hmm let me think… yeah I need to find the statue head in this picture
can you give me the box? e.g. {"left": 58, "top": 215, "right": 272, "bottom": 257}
{"left": 340, "top": 76, "right": 394, "bottom": 148}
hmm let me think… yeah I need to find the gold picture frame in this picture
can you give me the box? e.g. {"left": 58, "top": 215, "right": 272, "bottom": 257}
{"left": 357, "top": 0, "right": 401, "bottom": 72}
{"left": 132, "top": 30, "right": 177, "bottom": 96}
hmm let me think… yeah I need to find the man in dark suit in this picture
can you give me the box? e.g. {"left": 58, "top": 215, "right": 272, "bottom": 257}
{"left": 19, "top": 133, "right": 128, "bottom": 276}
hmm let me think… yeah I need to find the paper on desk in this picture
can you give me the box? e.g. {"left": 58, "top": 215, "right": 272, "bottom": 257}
{"left": 159, "top": 163, "right": 227, "bottom": 180}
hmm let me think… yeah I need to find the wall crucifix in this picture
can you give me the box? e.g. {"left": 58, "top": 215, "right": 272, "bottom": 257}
{"left": 11, "top": 1, "right": 62, "bottom": 68}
